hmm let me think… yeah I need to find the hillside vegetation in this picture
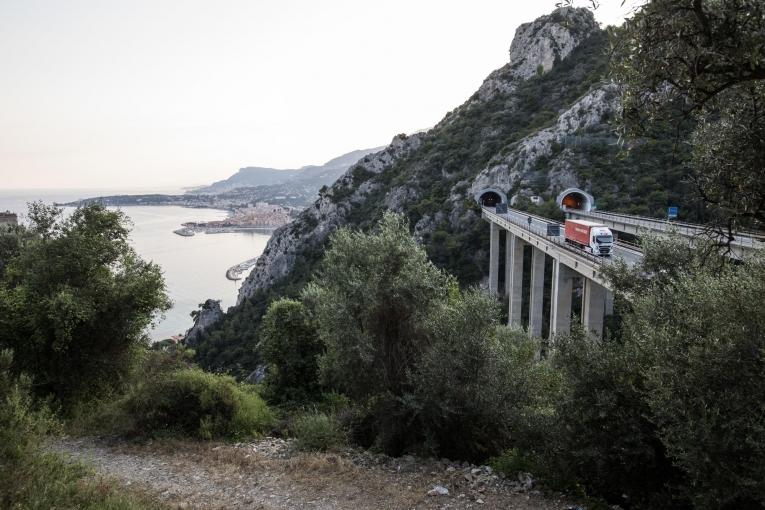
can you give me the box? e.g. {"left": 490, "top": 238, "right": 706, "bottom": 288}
{"left": 194, "top": 8, "right": 692, "bottom": 373}
{"left": 2, "top": 3, "right": 763, "bottom": 509}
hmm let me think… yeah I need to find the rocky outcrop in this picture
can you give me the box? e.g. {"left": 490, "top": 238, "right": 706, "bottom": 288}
{"left": 476, "top": 7, "right": 599, "bottom": 102}
{"left": 185, "top": 299, "right": 224, "bottom": 345}
{"left": 237, "top": 133, "right": 424, "bottom": 303}
{"left": 471, "top": 83, "right": 620, "bottom": 198}
{"left": 509, "top": 7, "right": 598, "bottom": 80}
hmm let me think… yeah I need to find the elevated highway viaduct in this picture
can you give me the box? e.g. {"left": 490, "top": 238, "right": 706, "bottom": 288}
{"left": 477, "top": 186, "right": 762, "bottom": 340}
{"left": 482, "top": 206, "right": 634, "bottom": 340}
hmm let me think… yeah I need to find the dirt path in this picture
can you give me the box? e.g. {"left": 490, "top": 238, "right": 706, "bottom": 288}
{"left": 52, "top": 437, "right": 576, "bottom": 510}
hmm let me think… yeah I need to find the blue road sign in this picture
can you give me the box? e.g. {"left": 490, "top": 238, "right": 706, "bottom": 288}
{"left": 668, "top": 206, "right": 678, "bottom": 219}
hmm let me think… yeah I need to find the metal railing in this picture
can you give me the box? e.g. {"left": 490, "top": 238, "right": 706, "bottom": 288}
{"left": 566, "top": 207, "right": 765, "bottom": 248}
{"left": 483, "top": 207, "right": 608, "bottom": 267}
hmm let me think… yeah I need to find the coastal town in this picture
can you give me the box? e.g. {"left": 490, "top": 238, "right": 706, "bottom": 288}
{"left": 173, "top": 202, "right": 293, "bottom": 236}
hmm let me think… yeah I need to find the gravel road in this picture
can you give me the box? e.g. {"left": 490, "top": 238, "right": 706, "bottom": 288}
{"left": 52, "top": 437, "right": 577, "bottom": 510}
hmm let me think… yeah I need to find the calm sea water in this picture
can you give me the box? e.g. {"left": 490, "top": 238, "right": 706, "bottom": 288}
{"left": 0, "top": 189, "right": 270, "bottom": 340}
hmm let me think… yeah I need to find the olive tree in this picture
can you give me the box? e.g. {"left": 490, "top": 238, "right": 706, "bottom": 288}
{"left": 304, "top": 212, "right": 453, "bottom": 403}
{"left": 259, "top": 298, "right": 322, "bottom": 404}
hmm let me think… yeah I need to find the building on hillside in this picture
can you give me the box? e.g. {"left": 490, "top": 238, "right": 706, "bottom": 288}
{"left": 169, "top": 334, "right": 185, "bottom": 344}
{"left": 0, "top": 211, "right": 18, "bottom": 226}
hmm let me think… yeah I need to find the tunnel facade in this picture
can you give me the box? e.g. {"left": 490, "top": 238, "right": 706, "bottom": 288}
{"left": 474, "top": 188, "right": 508, "bottom": 208}
{"left": 556, "top": 188, "right": 595, "bottom": 212}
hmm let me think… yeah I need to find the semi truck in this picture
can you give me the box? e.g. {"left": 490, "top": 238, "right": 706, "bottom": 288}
{"left": 564, "top": 219, "right": 614, "bottom": 256}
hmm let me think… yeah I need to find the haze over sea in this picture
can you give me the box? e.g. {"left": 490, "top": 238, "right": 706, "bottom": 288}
{"left": 0, "top": 188, "right": 270, "bottom": 340}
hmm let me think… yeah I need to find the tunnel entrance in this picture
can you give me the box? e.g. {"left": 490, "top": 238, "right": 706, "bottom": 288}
{"left": 474, "top": 188, "right": 508, "bottom": 208}
{"left": 556, "top": 188, "right": 594, "bottom": 212}
{"left": 561, "top": 192, "right": 586, "bottom": 209}
{"left": 480, "top": 191, "right": 502, "bottom": 207}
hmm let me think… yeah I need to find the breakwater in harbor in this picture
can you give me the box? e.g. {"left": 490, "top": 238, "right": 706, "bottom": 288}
{"left": 226, "top": 257, "right": 259, "bottom": 281}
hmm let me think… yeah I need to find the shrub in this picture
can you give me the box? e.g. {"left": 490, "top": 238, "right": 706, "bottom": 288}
{"left": 488, "top": 448, "right": 537, "bottom": 478}
{"left": 412, "top": 293, "right": 558, "bottom": 460}
{"left": 630, "top": 258, "right": 765, "bottom": 510}
{"left": 304, "top": 215, "right": 561, "bottom": 460}
{"left": 291, "top": 411, "right": 346, "bottom": 452}
{"left": 0, "top": 203, "right": 170, "bottom": 405}
{"left": 0, "top": 349, "right": 56, "bottom": 462}
{"left": 306, "top": 212, "right": 453, "bottom": 405}
{"left": 540, "top": 331, "right": 679, "bottom": 507}
{"left": 2, "top": 452, "right": 164, "bottom": 510}
{"left": 259, "top": 298, "right": 323, "bottom": 405}
{"left": 96, "top": 367, "right": 275, "bottom": 440}
{"left": 0, "top": 349, "right": 160, "bottom": 509}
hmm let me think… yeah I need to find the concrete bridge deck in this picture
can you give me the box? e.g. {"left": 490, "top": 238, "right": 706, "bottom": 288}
{"left": 565, "top": 207, "right": 765, "bottom": 256}
{"left": 501, "top": 207, "right": 644, "bottom": 268}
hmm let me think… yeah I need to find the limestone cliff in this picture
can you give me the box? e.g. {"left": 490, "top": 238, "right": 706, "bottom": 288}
{"left": 471, "top": 83, "right": 621, "bottom": 199}
{"left": 237, "top": 134, "right": 422, "bottom": 302}
{"left": 477, "top": 7, "right": 599, "bottom": 101}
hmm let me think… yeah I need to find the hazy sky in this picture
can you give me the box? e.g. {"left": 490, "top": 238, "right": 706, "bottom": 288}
{"left": 1, "top": 1, "right": 635, "bottom": 190}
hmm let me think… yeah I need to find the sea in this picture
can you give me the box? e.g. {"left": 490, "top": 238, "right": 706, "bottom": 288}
{"left": 0, "top": 188, "right": 271, "bottom": 341}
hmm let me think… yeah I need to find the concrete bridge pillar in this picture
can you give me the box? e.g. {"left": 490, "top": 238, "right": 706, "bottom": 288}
{"left": 528, "top": 247, "right": 545, "bottom": 338}
{"left": 506, "top": 233, "right": 525, "bottom": 327}
{"left": 489, "top": 222, "right": 500, "bottom": 294}
{"left": 605, "top": 290, "right": 614, "bottom": 316}
{"left": 550, "top": 259, "right": 573, "bottom": 338}
{"left": 582, "top": 278, "right": 607, "bottom": 338}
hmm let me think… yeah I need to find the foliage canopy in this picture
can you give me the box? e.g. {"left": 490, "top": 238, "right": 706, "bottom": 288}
{"left": 0, "top": 203, "right": 170, "bottom": 404}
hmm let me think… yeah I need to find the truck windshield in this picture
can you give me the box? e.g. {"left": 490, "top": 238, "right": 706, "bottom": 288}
{"left": 596, "top": 235, "right": 613, "bottom": 243}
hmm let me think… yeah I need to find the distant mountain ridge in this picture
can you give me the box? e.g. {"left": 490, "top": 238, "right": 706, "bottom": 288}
{"left": 190, "top": 147, "right": 385, "bottom": 195}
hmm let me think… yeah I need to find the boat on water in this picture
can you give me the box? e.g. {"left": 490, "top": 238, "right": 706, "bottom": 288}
{"left": 173, "top": 227, "right": 195, "bottom": 237}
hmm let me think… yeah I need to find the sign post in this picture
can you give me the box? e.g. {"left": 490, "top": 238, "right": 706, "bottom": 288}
{"left": 668, "top": 206, "right": 678, "bottom": 220}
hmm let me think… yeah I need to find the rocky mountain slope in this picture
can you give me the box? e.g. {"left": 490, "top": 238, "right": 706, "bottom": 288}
{"left": 195, "top": 7, "right": 691, "bottom": 373}
{"left": 192, "top": 147, "right": 384, "bottom": 195}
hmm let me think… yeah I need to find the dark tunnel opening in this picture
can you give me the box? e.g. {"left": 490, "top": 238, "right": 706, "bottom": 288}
{"left": 480, "top": 191, "right": 502, "bottom": 207}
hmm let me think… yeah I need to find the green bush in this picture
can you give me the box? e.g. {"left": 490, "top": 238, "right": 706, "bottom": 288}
{"left": 412, "top": 294, "right": 558, "bottom": 460}
{"left": 630, "top": 258, "right": 765, "bottom": 510}
{"left": 259, "top": 298, "right": 323, "bottom": 405}
{"left": 540, "top": 331, "right": 679, "bottom": 507}
{"left": 306, "top": 212, "right": 453, "bottom": 405}
{"left": 317, "top": 391, "right": 351, "bottom": 415}
{"left": 0, "top": 349, "right": 56, "bottom": 463}
{"left": 304, "top": 215, "right": 559, "bottom": 460}
{"left": 0, "top": 203, "right": 170, "bottom": 406}
{"left": 488, "top": 448, "right": 538, "bottom": 478}
{"left": 291, "top": 411, "right": 346, "bottom": 452}
{"left": 96, "top": 367, "right": 275, "bottom": 440}
{"left": 2, "top": 452, "right": 164, "bottom": 510}
{"left": 0, "top": 349, "right": 160, "bottom": 509}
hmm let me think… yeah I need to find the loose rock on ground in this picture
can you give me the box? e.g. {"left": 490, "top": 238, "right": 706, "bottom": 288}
{"left": 52, "top": 436, "right": 579, "bottom": 509}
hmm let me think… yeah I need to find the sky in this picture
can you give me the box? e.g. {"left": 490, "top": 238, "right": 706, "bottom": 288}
{"left": 0, "top": 1, "right": 636, "bottom": 190}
